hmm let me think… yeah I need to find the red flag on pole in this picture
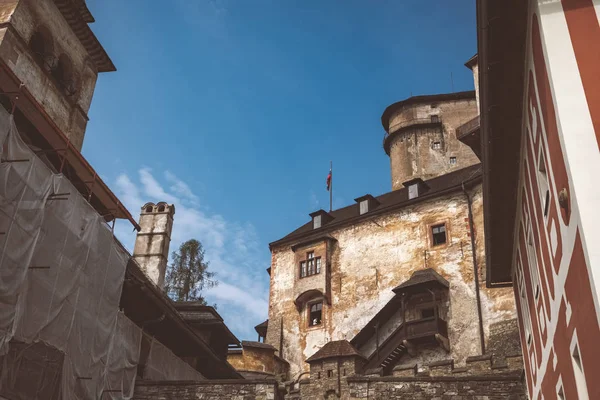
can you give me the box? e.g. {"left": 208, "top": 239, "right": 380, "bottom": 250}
{"left": 326, "top": 169, "right": 332, "bottom": 191}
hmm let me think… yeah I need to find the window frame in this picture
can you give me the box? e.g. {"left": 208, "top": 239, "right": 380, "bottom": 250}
{"left": 308, "top": 300, "right": 323, "bottom": 328}
{"left": 449, "top": 156, "right": 457, "bottom": 165}
{"left": 430, "top": 222, "right": 448, "bottom": 247}
{"left": 299, "top": 251, "right": 322, "bottom": 279}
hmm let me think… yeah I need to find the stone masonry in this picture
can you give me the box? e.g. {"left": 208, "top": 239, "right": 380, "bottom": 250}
{"left": 133, "top": 380, "right": 280, "bottom": 400}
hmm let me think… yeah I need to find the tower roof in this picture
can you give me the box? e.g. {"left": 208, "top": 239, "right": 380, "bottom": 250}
{"left": 306, "top": 340, "right": 365, "bottom": 363}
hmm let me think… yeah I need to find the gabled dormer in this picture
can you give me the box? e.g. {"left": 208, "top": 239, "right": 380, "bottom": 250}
{"left": 354, "top": 194, "right": 380, "bottom": 215}
{"left": 309, "top": 209, "right": 334, "bottom": 230}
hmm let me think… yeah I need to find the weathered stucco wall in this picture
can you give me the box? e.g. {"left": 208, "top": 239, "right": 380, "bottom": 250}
{"left": 0, "top": 0, "right": 101, "bottom": 150}
{"left": 228, "top": 346, "right": 277, "bottom": 376}
{"left": 386, "top": 98, "right": 480, "bottom": 190}
{"left": 267, "top": 184, "right": 516, "bottom": 379}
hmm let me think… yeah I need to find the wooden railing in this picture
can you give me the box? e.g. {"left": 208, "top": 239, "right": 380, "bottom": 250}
{"left": 364, "top": 317, "right": 448, "bottom": 371}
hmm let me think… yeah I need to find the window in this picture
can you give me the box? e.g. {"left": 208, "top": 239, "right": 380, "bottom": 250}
{"left": 29, "top": 28, "right": 54, "bottom": 72}
{"left": 408, "top": 183, "right": 419, "bottom": 200}
{"left": 432, "top": 141, "right": 441, "bottom": 150}
{"left": 52, "top": 54, "right": 77, "bottom": 96}
{"left": 431, "top": 223, "right": 447, "bottom": 246}
{"left": 158, "top": 204, "right": 165, "bottom": 212}
{"left": 300, "top": 251, "right": 321, "bottom": 278}
{"left": 317, "top": 372, "right": 321, "bottom": 379}
{"left": 327, "top": 369, "right": 333, "bottom": 378}
{"left": 449, "top": 157, "right": 457, "bottom": 165}
{"left": 431, "top": 115, "right": 440, "bottom": 123}
{"left": 309, "top": 302, "right": 322, "bottom": 327}
{"left": 359, "top": 200, "right": 369, "bottom": 215}
{"left": 145, "top": 205, "right": 153, "bottom": 213}
{"left": 313, "top": 214, "right": 322, "bottom": 229}
{"left": 421, "top": 307, "right": 435, "bottom": 319}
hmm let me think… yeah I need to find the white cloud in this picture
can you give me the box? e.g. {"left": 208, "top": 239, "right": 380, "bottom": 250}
{"left": 114, "top": 168, "right": 269, "bottom": 340}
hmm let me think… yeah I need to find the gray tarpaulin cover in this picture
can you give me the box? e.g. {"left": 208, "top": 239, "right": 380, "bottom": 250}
{"left": 0, "top": 108, "right": 202, "bottom": 399}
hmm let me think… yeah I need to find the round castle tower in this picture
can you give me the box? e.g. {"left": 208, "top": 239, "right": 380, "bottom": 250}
{"left": 381, "top": 91, "right": 480, "bottom": 190}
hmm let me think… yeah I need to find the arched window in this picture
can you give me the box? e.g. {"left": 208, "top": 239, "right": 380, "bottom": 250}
{"left": 29, "top": 27, "right": 54, "bottom": 72}
{"left": 157, "top": 204, "right": 165, "bottom": 212}
{"left": 145, "top": 206, "right": 153, "bottom": 213}
{"left": 52, "top": 54, "right": 77, "bottom": 96}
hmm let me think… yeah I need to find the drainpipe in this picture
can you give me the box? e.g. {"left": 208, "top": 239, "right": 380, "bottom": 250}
{"left": 462, "top": 182, "right": 486, "bottom": 355}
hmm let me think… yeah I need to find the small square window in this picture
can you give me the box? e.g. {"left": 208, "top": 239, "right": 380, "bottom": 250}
{"left": 431, "top": 115, "right": 440, "bottom": 123}
{"left": 309, "top": 302, "right": 322, "bottom": 327}
{"left": 431, "top": 223, "right": 447, "bottom": 246}
{"left": 432, "top": 141, "right": 441, "bottom": 150}
{"left": 449, "top": 157, "right": 457, "bottom": 165}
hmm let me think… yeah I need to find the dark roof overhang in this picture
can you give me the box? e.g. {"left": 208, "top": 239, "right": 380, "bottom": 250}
{"left": 172, "top": 302, "right": 240, "bottom": 347}
{"left": 456, "top": 115, "right": 481, "bottom": 159}
{"left": 392, "top": 268, "right": 449, "bottom": 295}
{"left": 0, "top": 61, "right": 139, "bottom": 230}
{"left": 477, "top": 0, "right": 528, "bottom": 287}
{"left": 294, "top": 289, "right": 327, "bottom": 311}
{"left": 52, "top": 0, "right": 116, "bottom": 72}
{"left": 119, "top": 256, "right": 241, "bottom": 379}
{"left": 464, "top": 54, "right": 478, "bottom": 70}
{"left": 306, "top": 340, "right": 365, "bottom": 363}
{"left": 254, "top": 319, "right": 268, "bottom": 337}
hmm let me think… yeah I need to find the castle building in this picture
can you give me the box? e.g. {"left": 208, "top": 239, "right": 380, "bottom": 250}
{"left": 0, "top": 2, "right": 251, "bottom": 399}
{"left": 478, "top": 0, "right": 600, "bottom": 398}
{"left": 264, "top": 79, "right": 520, "bottom": 383}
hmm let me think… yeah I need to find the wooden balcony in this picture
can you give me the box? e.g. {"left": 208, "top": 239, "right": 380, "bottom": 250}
{"left": 363, "top": 316, "right": 448, "bottom": 373}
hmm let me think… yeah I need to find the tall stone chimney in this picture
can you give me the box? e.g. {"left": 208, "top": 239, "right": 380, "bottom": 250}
{"left": 133, "top": 202, "right": 175, "bottom": 288}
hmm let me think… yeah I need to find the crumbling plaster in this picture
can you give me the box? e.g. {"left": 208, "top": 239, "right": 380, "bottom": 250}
{"left": 266, "top": 184, "right": 516, "bottom": 379}
{"left": 387, "top": 98, "right": 480, "bottom": 189}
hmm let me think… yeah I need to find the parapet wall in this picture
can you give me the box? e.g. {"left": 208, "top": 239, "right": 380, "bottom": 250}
{"left": 133, "top": 379, "right": 281, "bottom": 400}
{"left": 287, "top": 354, "right": 525, "bottom": 400}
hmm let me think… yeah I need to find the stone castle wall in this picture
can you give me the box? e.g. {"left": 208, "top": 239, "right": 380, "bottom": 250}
{"left": 133, "top": 379, "right": 281, "bottom": 400}
{"left": 288, "top": 354, "right": 525, "bottom": 400}
{"left": 386, "top": 98, "right": 480, "bottom": 189}
{"left": 0, "top": 0, "right": 102, "bottom": 149}
{"left": 266, "top": 183, "right": 516, "bottom": 378}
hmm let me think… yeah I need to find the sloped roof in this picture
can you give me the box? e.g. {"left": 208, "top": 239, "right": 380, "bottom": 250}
{"left": 242, "top": 341, "right": 276, "bottom": 351}
{"left": 270, "top": 164, "right": 482, "bottom": 249}
{"left": 306, "top": 340, "right": 365, "bottom": 363}
{"left": 393, "top": 268, "right": 449, "bottom": 294}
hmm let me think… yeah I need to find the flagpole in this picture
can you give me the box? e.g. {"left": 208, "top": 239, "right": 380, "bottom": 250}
{"left": 329, "top": 161, "right": 332, "bottom": 212}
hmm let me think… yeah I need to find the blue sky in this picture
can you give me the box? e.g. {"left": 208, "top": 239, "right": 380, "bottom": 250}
{"left": 84, "top": 0, "right": 477, "bottom": 339}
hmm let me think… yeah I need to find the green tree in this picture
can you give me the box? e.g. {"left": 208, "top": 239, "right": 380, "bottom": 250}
{"left": 164, "top": 239, "right": 217, "bottom": 303}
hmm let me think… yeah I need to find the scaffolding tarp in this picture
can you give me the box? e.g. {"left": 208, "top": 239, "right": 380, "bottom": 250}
{"left": 0, "top": 107, "right": 206, "bottom": 399}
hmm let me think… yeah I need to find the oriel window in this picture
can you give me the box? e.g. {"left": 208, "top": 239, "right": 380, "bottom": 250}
{"left": 309, "top": 302, "right": 323, "bottom": 327}
{"left": 300, "top": 251, "right": 321, "bottom": 278}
